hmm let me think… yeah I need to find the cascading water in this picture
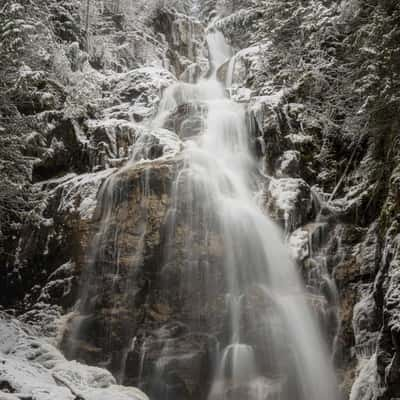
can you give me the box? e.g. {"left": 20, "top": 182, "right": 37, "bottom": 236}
{"left": 63, "top": 18, "right": 339, "bottom": 400}
{"left": 152, "top": 27, "right": 339, "bottom": 400}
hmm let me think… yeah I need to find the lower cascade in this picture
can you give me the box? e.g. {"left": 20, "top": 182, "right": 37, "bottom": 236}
{"left": 64, "top": 27, "right": 339, "bottom": 400}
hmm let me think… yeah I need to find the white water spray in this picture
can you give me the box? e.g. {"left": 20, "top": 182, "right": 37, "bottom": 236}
{"left": 154, "top": 27, "right": 339, "bottom": 400}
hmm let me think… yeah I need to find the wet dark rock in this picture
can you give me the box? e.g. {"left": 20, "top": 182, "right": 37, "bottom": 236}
{"left": 109, "top": 68, "right": 176, "bottom": 106}
{"left": 31, "top": 117, "right": 90, "bottom": 182}
{"left": 152, "top": 7, "right": 205, "bottom": 78}
{"left": 162, "top": 103, "right": 207, "bottom": 139}
{"left": 127, "top": 333, "right": 214, "bottom": 400}
{"left": 8, "top": 72, "right": 67, "bottom": 116}
{"left": 58, "top": 160, "right": 179, "bottom": 370}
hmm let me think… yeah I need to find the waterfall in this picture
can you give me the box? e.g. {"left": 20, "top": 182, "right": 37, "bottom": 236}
{"left": 153, "top": 28, "right": 339, "bottom": 400}
{"left": 63, "top": 15, "right": 339, "bottom": 400}
{"left": 206, "top": 28, "right": 231, "bottom": 78}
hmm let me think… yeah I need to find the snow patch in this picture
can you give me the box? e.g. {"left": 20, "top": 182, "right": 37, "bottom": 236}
{"left": 0, "top": 314, "right": 148, "bottom": 400}
{"left": 350, "top": 354, "right": 382, "bottom": 400}
{"left": 130, "top": 128, "right": 182, "bottom": 163}
{"left": 289, "top": 228, "right": 310, "bottom": 262}
{"left": 56, "top": 169, "right": 116, "bottom": 220}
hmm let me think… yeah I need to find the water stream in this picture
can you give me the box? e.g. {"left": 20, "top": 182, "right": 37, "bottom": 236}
{"left": 64, "top": 20, "right": 339, "bottom": 400}
{"left": 150, "top": 27, "right": 339, "bottom": 400}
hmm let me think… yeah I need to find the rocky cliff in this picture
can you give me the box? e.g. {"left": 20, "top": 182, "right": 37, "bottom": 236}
{"left": 1, "top": 0, "right": 400, "bottom": 399}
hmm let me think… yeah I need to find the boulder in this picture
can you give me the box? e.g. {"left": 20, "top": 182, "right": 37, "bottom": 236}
{"left": 264, "top": 178, "right": 316, "bottom": 232}
{"left": 162, "top": 103, "right": 207, "bottom": 140}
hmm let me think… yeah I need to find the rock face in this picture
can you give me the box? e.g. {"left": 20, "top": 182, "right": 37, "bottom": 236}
{"left": 61, "top": 159, "right": 180, "bottom": 367}
{"left": 1, "top": 1, "right": 400, "bottom": 400}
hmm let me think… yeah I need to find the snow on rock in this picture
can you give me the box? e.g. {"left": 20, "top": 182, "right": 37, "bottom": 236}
{"left": 156, "top": 7, "right": 206, "bottom": 81}
{"left": 55, "top": 169, "right": 116, "bottom": 220}
{"left": 288, "top": 227, "right": 310, "bottom": 262}
{"left": 352, "top": 285, "right": 378, "bottom": 358}
{"left": 248, "top": 93, "right": 285, "bottom": 140}
{"left": 288, "top": 222, "right": 329, "bottom": 263}
{"left": 285, "top": 133, "right": 313, "bottom": 146}
{"left": 265, "top": 178, "right": 315, "bottom": 233}
{"left": 251, "top": 91, "right": 285, "bottom": 109}
{"left": 276, "top": 150, "right": 301, "bottom": 178}
{"left": 87, "top": 118, "right": 142, "bottom": 166}
{"left": 37, "top": 260, "right": 77, "bottom": 307}
{"left": 219, "top": 43, "right": 272, "bottom": 93}
{"left": 19, "top": 303, "right": 64, "bottom": 340}
{"left": 217, "top": 41, "right": 280, "bottom": 103}
{"left": 0, "top": 394, "right": 21, "bottom": 400}
{"left": 0, "top": 313, "right": 148, "bottom": 400}
{"left": 106, "top": 67, "right": 176, "bottom": 119}
{"left": 47, "top": 260, "right": 76, "bottom": 282}
{"left": 349, "top": 354, "right": 382, "bottom": 400}
{"left": 84, "top": 386, "right": 149, "bottom": 400}
{"left": 214, "top": 8, "right": 262, "bottom": 48}
{"left": 382, "top": 233, "right": 400, "bottom": 329}
{"left": 35, "top": 173, "right": 77, "bottom": 191}
{"left": 130, "top": 128, "right": 182, "bottom": 163}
